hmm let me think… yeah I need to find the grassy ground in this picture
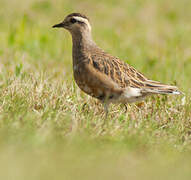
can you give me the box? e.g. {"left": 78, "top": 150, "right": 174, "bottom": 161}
{"left": 0, "top": 0, "right": 191, "bottom": 179}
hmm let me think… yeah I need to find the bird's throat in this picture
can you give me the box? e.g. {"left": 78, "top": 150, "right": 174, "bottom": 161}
{"left": 71, "top": 29, "right": 95, "bottom": 62}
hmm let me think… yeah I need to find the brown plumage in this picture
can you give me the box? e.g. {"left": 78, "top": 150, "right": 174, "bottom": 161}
{"left": 53, "top": 13, "right": 182, "bottom": 115}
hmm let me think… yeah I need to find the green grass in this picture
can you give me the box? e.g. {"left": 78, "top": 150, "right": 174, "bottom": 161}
{"left": 0, "top": 0, "right": 191, "bottom": 179}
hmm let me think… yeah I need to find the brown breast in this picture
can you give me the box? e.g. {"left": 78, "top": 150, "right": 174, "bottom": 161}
{"left": 73, "top": 60, "right": 123, "bottom": 101}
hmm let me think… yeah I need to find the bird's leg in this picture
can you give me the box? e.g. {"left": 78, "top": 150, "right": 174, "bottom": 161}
{"left": 101, "top": 100, "right": 110, "bottom": 126}
{"left": 82, "top": 102, "right": 87, "bottom": 111}
{"left": 101, "top": 102, "right": 109, "bottom": 128}
{"left": 104, "top": 103, "right": 109, "bottom": 119}
{"left": 123, "top": 104, "right": 128, "bottom": 113}
{"left": 96, "top": 102, "right": 109, "bottom": 135}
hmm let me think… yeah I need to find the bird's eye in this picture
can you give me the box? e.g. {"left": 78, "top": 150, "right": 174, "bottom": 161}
{"left": 70, "top": 18, "right": 77, "bottom": 24}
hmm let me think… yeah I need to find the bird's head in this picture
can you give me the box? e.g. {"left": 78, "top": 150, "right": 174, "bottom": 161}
{"left": 52, "top": 13, "right": 91, "bottom": 34}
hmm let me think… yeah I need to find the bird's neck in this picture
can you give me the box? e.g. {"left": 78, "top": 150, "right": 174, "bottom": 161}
{"left": 71, "top": 29, "right": 96, "bottom": 62}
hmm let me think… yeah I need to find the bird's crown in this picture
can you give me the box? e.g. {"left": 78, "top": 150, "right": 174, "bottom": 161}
{"left": 66, "top": 13, "right": 89, "bottom": 21}
{"left": 53, "top": 12, "right": 91, "bottom": 31}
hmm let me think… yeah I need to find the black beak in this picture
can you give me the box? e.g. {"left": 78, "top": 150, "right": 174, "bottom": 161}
{"left": 52, "top": 22, "right": 65, "bottom": 28}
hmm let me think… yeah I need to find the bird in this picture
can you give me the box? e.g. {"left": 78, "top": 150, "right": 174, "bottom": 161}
{"left": 52, "top": 13, "right": 182, "bottom": 116}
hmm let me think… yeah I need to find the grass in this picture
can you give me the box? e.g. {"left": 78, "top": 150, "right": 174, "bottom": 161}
{"left": 0, "top": 0, "right": 191, "bottom": 179}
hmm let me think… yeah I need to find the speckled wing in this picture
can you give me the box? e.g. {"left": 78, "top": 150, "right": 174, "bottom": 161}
{"left": 90, "top": 52, "right": 181, "bottom": 95}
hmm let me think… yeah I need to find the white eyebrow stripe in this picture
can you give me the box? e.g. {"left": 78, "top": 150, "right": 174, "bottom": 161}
{"left": 73, "top": 16, "right": 91, "bottom": 31}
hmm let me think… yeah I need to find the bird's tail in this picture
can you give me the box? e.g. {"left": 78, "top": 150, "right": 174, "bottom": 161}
{"left": 141, "top": 80, "right": 182, "bottom": 95}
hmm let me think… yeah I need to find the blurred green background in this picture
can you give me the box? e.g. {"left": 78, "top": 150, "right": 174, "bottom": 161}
{"left": 0, "top": 0, "right": 191, "bottom": 179}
